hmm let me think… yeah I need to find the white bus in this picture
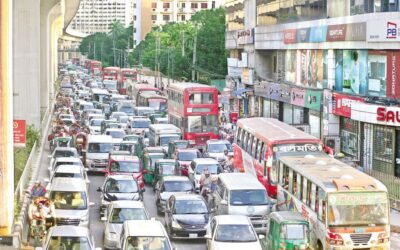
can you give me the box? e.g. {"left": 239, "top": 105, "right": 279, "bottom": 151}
{"left": 276, "top": 154, "right": 390, "bottom": 250}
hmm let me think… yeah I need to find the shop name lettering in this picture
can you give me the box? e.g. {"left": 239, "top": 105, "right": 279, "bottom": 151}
{"left": 237, "top": 30, "right": 252, "bottom": 39}
{"left": 376, "top": 107, "right": 400, "bottom": 123}
{"left": 338, "top": 98, "right": 358, "bottom": 108}
{"left": 329, "top": 29, "right": 344, "bottom": 37}
{"left": 391, "top": 55, "right": 396, "bottom": 96}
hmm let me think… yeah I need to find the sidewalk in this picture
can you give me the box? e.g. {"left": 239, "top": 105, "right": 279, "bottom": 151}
{"left": 391, "top": 209, "right": 400, "bottom": 233}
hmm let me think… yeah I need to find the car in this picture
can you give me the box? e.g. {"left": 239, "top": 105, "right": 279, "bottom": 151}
{"left": 188, "top": 158, "right": 223, "bottom": 192}
{"left": 122, "top": 134, "right": 140, "bottom": 143}
{"left": 37, "top": 226, "right": 100, "bottom": 250}
{"left": 155, "top": 176, "right": 194, "bottom": 214}
{"left": 133, "top": 106, "right": 155, "bottom": 117}
{"left": 48, "top": 157, "right": 83, "bottom": 177}
{"left": 98, "top": 175, "right": 143, "bottom": 216}
{"left": 109, "top": 111, "right": 127, "bottom": 121}
{"left": 106, "top": 154, "right": 145, "bottom": 190}
{"left": 84, "top": 135, "right": 114, "bottom": 172}
{"left": 119, "top": 220, "right": 175, "bottom": 250}
{"left": 167, "top": 140, "right": 189, "bottom": 158}
{"left": 104, "top": 128, "right": 126, "bottom": 144}
{"left": 89, "top": 118, "right": 104, "bottom": 134}
{"left": 204, "top": 139, "right": 233, "bottom": 162}
{"left": 45, "top": 164, "right": 90, "bottom": 190}
{"left": 127, "top": 117, "right": 150, "bottom": 135}
{"left": 165, "top": 194, "right": 210, "bottom": 239}
{"left": 175, "top": 148, "right": 202, "bottom": 176}
{"left": 102, "top": 200, "right": 150, "bottom": 249}
{"left": 205, "top": 215, "right": 262, "bottom": 250}
{"left": 152, "top": 159, "right": 179, "bottom": 189}
{"left": 117, "top": 115, "right": 129, "bottom": 130}
{"left": 48, "top": 147, "right": 80, "bottom": 175}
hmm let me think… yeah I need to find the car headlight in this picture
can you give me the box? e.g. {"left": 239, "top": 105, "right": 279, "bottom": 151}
{"left": 107, "top": 232, "right": 118, "bottom": 240}
{"left": 172, "top": 221, "right": 182, "bottom": 229}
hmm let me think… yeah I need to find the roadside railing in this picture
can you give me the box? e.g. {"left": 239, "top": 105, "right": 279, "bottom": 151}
{"left": 14, "top": 142, "right": 38, "bottom": 202}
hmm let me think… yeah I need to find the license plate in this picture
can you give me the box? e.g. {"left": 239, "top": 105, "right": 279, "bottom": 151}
{"left": 189, "top": 233, "right": 198, "bottom": 238}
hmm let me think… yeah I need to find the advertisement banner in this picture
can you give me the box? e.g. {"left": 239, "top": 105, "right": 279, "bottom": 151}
{"left": 367, "top": 19, "right": 400, "bottom": 42}
{"left": 237, "top": 28, "right": 254, "bottom": 45}
{"left": 298, "top": 50, "right": 324, "bottom": 88}
{"left": 304, "top": 90, "right": 322, "bottom": 111}
{"left": 327, "top": 24, "right": 347, "bottom": 42}
{"left": 283, "top": 29, "right": 297, "bottom": 44}
{"left": 386, "top": 51, "right": 400, "bottom": 98}
{"left": 13, "top": 120, "right": 26, "bottom": 147}
{"left": 290, "top": 87, "right": 305, "bottom": 107}
{"left": 332, "top": 93, "right": 364, "bottom": 118}
{"left": 268, "top": 83, "right": 282, "bottom": 101}
{"left": 296, "top": 28, "right": 310, "bottom": 43}
{"left": 309, "top": 26, "right": 327, "bottom": 43}
{"left": 345, "top": 22, "right": 366, "bottom": 41}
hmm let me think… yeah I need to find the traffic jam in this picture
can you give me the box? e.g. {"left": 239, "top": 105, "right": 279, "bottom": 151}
{"left": 28, "top": 60, "right": 391, "bottom": 250}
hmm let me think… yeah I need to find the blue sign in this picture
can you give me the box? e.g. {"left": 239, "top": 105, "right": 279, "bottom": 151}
{"left": 309, "top": 26, "right": 327, "bottom": 43}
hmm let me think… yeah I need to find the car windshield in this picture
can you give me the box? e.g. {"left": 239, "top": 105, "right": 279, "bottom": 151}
{"left": 90, "top": 119, "right": 102, "bottom": 126}
{"left": 164, "top": 181, "right": 192, "bottom": 192}
{"left": 48, "top": 236, "right": 91, "bottom": 250}
{"left": 104, "top": 179, "right": 138, "bottom": 193}
{"left": 282, "top": 224, "right": 307, "bottom": 240}
{"left": 53, "top": 172, "right": 82, "bottom": 178}
{"left": 88, "top": 143, "right": 114, "bottom": 153}
{"left": 178, "top": 151, "right": 198, "bottom": 161}
{"left": 148, "top": 99, "right": 167, "bottom": 111}
{"left": 125, "top": 236, "right": 171, "bottom": 250}
{"left": 229, "top": 190, "right": 269, "bottom": 206}
{"left": 107, "top": 130, "right": 125, "bottom": 139}
{"left": 215, "top": 225, "right": 257, "bottom": 242}
{"left": 327, "top": 192, "right": 388, "bottom": 227}
{"left": 160, "top": 135, "right": 180, "bottom": 147}
{"left": 54, "top": 150, "right": 76, "bottom": 158}
{"left": 123, "top": 136, "right": 139, "bottom": 143}
{"left": 175, "top": 142, "right": 188, "bottom": 149}
{"left": 150, "top": 156, "right": 164, "bottom": 169}
{"left": 174, "top": 200, "right": 208, "bottom": 214}
{"left": 208, "top": 143, "right": 232, "bottom": 153}
{"left": 119, "top": 116, "right": 129, "bottom": 123}
{"left": 109, "top": 208, "right": 148, "bottom": 223}
{"left": 104, "top": 82, "right": 117, "bottom": 90}
{"left": 196, "top": 164, "right": 219, "bottom": 175}
{"left": 131, "top": 120, "right": 150, "bottom": 128}
{"left": 110, "top": 161, "right": 140, "bottom": 173}
{"left": 50, "top": 191, "right": 87, "bottom": 210}
{"left": 120, "top": 106, "right": 133, "bottom": 114}
{"left": 160, "top": 164, "right": 176, "bottom": 174}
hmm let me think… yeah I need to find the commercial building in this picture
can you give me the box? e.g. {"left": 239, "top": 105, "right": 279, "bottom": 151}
{"left": 225, "top": 0, "right": 400, "bottom": 181}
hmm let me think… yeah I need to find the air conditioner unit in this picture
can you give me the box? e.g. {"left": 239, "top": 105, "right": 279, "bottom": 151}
{"left": 324, "top": 136, "right": 340, "bottom": 155}
{"left": 293, "top": 124, "right": 311, "bottom": 134}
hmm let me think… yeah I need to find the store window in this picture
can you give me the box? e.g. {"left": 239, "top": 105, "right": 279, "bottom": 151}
{"left": 368, "top": 51, "right": 387, "bottom": 97}
{"left": 351, "top": 0, "right": 400, "bottom": 15}
{"left": 283, "top": 103, "right": 293, "bottom": 124}
{"left": 293, "top": 106, "right": 305, "bottom": 124}
{"left": 263, "top": 99, "right": 271, "bottom": 117}
{"left": 373, "top": 125, "right": 395, "bottom": 174}
{"left": 340, "top": 117, "right": 359, "bottom": 157}
{"left": 309, "top": 110, "right": 321, "bottom": 139}
{"left": 271, "top": 100, "right": 280, "bottom": 119}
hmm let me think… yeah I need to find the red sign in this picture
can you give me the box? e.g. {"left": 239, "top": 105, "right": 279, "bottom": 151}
{"left": 386, "top": 51, "right": 400, "bottom": 98}
{"left": 13, "top": 120, "right": 26, "bottom": 147}
{"left": 327, "top": 24, "right": 347, "bottom": 42}
{"left": 377, "top": 107, "right": 400, "bottom": 123}
{"left": 332, "top": 93, "right": 364, "bottom": 118}
{"left": 283, "top": 29, "right": 297, "bottom": 44}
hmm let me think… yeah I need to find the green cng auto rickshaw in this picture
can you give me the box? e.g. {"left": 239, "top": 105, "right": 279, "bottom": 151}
{"left": 167, "top": 140, "right": 189, "bottom": 158}
{"left": 142, "top": 152, "right": 165, "bottom": 184}
{"left": 260, "top": 211, "right": 310, "bottom": 250}
{"left": 152, "top": 159, "right": 179, "bottom": 190}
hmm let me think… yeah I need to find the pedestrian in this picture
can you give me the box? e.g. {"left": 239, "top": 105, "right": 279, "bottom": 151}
{"left": 31, "top": 180, "right": 46, "bottom": 198}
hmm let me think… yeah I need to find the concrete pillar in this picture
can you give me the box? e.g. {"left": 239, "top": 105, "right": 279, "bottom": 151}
{"left": 13, "top": 0, "right": 41, "bottom": 128}
{"left": 40, "top": 4, "right": 51, "bottom": 115}
{"left": 0, "top": 0, "right": 15, "bottom": 240}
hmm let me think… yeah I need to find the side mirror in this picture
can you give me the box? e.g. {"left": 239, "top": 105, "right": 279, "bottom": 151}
{"left": 258, "top": 234, "right": 265, "bottom": 240}
{"left": 89, "top": 202, "right": 95, "bottom": 207}
{"left": 100, "top": 217, "right": 107, "bottom": 222}
{"left": 204, "top": 234, "right": 211, "bottom": 240}
{"left": 96, "top": 187, "right": 102, "bottom": 192}
{"left": 220, "top": 200, "right": 228, "bottom": 206}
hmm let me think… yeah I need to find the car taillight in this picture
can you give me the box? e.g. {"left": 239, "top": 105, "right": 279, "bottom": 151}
{"left": 326, "top": 232, "right": 344, "bottom": 246}
{"left": 378, "top": 232, "right": 389, "bottom": 243}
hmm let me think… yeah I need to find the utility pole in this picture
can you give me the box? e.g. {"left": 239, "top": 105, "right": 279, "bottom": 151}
{"left": 180, "top": 31, "right": 185, "bottom": 57}
{"left": 192, "top": 25, "right": 198, "bottom": 82}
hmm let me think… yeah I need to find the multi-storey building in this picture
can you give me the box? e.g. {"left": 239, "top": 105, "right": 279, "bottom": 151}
{"left": 69, "top": 0, "right": 134, "bottom": 35}
{"left": 225, "top": 0, "right": 400, "bottom": 182}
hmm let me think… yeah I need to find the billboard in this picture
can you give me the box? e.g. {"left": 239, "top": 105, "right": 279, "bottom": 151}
{"left": 13, "top": 120, "right": 26, "bottom": 147}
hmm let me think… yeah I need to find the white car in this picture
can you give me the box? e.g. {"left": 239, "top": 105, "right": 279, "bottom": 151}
{"left": 204, "top": 139, "right": 233, "bottom": 162}
{"left": 205, "top": 215, "right": 262, "bottom": 250}
{"left": 102, "top": 200, "right": 150, "bottom": 249}
{"left": 189, "top": 158, "right": 222, "bottom": 192}
{"left": 104, "top": 128, "right": 126, "bottom": 144}
{"left": 45, "top": 164, "right": 90, "bottom": 190}
{"left": 48, "top": 147, "right": 80, "bottom": 175}
{"left": 89, "top": 118, "right": 104, "bottom": 134}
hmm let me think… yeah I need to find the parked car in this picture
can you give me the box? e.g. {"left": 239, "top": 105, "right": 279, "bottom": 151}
{"left": 165, "top": 194, "right": 210, "bottom": 239}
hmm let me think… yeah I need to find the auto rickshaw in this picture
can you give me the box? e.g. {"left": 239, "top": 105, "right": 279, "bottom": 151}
{"left": 260, "top": 211, "right": 311, "bottom": 250}
{"left": 152, "top": 159, "right": 179, "bottom": 190}
{"left": 167, "top": 140, "right": 189, "bottom": 158}
{"left": 142, "top": 151, "right": 165, "bottom": 184}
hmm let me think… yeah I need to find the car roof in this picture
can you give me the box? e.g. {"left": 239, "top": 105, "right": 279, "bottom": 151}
{"left": 124, "top": 220, "right": 166, "bottom": 237}
{"left": 87, "top": 134, "right": 113, "bottom": 143}
{"left": 49, "top": 226, "right": 90, "bottom": 237}
{"left": 111, "top": 200, "right": 145, "bottom": 209}
{"left": 177, "top": 148, "right": 199, "bottom": 152}
{"left": 55, "top": 157, "right": 81, "bottom": 163}
{"left": 218, "top": 173, "right": 266, "bottom": 190}
{"left": 192, "top": 158, "right": 219, "bottom": 164}
{"left": 207, "top": 139, "right": 230, "bottom": 144}
{"left": 214, "top": 215, "right": 252, "bottom": 225}
{"left": 156, "top": 159, "right": 176, "bottom": 164}
{"left": 106, "top": 175, "right": 136, "bottom": 181}
{"left": 173, "top": 194, "right": 204, "bottom": 201}
{"left": 105, "top": 128, "right": 125, "bottom": 132}
{"left": 269, "top": 211, "right": 307, "bottom": 224}
{"left": 54, "top": 165, "right": 82, "bottom": 173}
{"left": 50, "top": 178, "right": 86, "bottom": 191}
{"left": 54, "top": 147, "right": 77, "bottom": 152}
{"left": 110, "top": 155, "right": 139, "bottom": 162}
{"left": 161, "top": 176, "right": 190, "bottom": 182}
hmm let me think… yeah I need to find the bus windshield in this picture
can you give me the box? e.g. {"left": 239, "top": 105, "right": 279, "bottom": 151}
{"left": 229, "top": 190, "right": 269, "bottom": 206}
{"left": 187, "top": 115, "right": 218, "bottom": 133}
{"left": 149, "top": 99, "right": 167, "bottom": 111}
{"left": 327, "top": 192, "right": 388, "bottom": 227}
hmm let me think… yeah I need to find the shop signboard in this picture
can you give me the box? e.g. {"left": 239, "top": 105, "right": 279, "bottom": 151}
{"left": 332, "top": 93, "right": 364, "bottom": 118}
{"left": 386, "top": 51, "right": 400, "bottom": 98}
{"left": 283, "top": 29, "right": 297, "bottom": 44}
{"left": 309, "top": 26, "right": 327, "bottom": 43}
{"left": 237, "top": 28, "right": 254, "bottom": 45}
{"left": 296, "top": 28, "right": 310, "bottom": 43}
{"left": 345, "top": 22, "right": 366, "bottom": 41}
{"left": 327, "top": 24, "right": 347, "bottom": 42}
{"left": 290, "top": 87, "right": 305, "bottom": 107}
{"left": 304, "top": 90, "right": 322, "bottom": 111}
{"left": 367, "top": 19, "right": 400, "bottom": 42}
{"left": 228, "top": 66, "right": 241, "bottom": 78}
{"left": 242, "top": 68, "right": 254, "bottom": 85}
{"left": 254, "top": 82, "right": 271, "bottom": 99}
{"left": 13, "top": 120, "right": 26, "bottom": 147}
{"left": 268, "top": 83, "right": 282, "bottom": 101}
{"left": 351, "top": 102, "right": 400, "bottom": 127}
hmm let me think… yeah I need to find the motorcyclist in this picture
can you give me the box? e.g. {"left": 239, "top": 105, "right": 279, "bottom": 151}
{"left": 222, "top": 155, "right": 234, "bottom": 172}
{"left": 199, "top": 169, "right": 212, "bottom": 197}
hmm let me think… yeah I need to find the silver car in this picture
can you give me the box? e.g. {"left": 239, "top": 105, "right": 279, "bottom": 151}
{"left": 102, "top": 200, "right": 150, "bottom": 249}
{"left": 37, "top": 226, "right": 100, "bottom": 250}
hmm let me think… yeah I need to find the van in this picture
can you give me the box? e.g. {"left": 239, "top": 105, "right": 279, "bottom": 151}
{"left": 119, "top": 220, "right": 175, "bottom": 250}
{"left": 84, "top": 135, "right": 114, "bottom": 172}
{"left": 48, "top": 178, "right": 94, "bottom": 228}
{"left": 213, "top": 173, "right": 274, "bottom": 233}
{"left": 148, "top": 124, "right": 181, "bottom": 151}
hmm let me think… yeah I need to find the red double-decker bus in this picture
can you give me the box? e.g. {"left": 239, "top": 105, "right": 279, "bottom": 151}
{"left": 233, "top": 117, "right": 324, "bottom": 198}
{"left": 167, "top": 82, "right": 219, "bottom": 148}
{"left": 85, "top": 60, "right": 102, "bottom": 77}
{"left": 102, "top": 66, "right": 120, "bottom": 81}
{"left": 118, "top": 68, "right": 137, "bottom": 94}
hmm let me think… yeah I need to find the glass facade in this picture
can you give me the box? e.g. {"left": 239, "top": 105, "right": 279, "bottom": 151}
{"left": 340, "top": 117, "right": 359, "bottom": 158}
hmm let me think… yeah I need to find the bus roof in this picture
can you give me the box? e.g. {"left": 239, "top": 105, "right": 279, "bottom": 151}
{"left": 237, "top": 118, "right": 320, "bottom": 144}
{"left": 278, "top": 154, "right": 387, "bottom": 193}
{"left": 218, "top": 173, "right": 266, "bottom": 190}
{"left": 104, "top": 66, "right": 120, "bottom": 70}
{"left": 121, "top": 68, "right": 135, "bottom": 72}
{"left": 168, "top": 82, "right": 218, "bottom": 93}
{"left": 134, "top": 84, "right": 159, "bottom": 91}
{"left": 139, "top": 92, "right": 167, "bottom": 99}
{"left": 149, "top": 124, "right": 181, "bottom": 134}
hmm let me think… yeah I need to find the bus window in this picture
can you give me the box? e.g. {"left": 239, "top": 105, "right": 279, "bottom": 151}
{"left": 257, "top": 141, "right": 264, "bottom": 162}
{"left": 235, "top": 128, "right": 241, "bottom": 144}
{"left": 252, "top": 138, "right": 258, "bottom": 158}
{"left": 247, "top": 135, "right": 253, "bottom": 153}
{"left": 242, "top": 132, "right": 249, "bottom": 150}
{"left": 289, "top": 169, "right": 294, "bottom": 193}
{"left": 306, "top": 180, "right": 312, "bottom": 206}
{"left": 318, "top": 190, "right": 326, "bottom": 223}
{"left": 302, "top": 177, "right": 308, "bottom": 204}
{"left": 310, "top": 184, "right": 317, "bottom": 211}
{"left": 281, "top": 164, "right": 289, "bottom": 190}
{"left": 296, "top": 173, "right": 301, "bottom": 200}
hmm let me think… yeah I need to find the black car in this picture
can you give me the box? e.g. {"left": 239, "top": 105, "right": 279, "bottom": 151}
{"left": 164, "top": 194, "right": 210, "bottom": 239}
